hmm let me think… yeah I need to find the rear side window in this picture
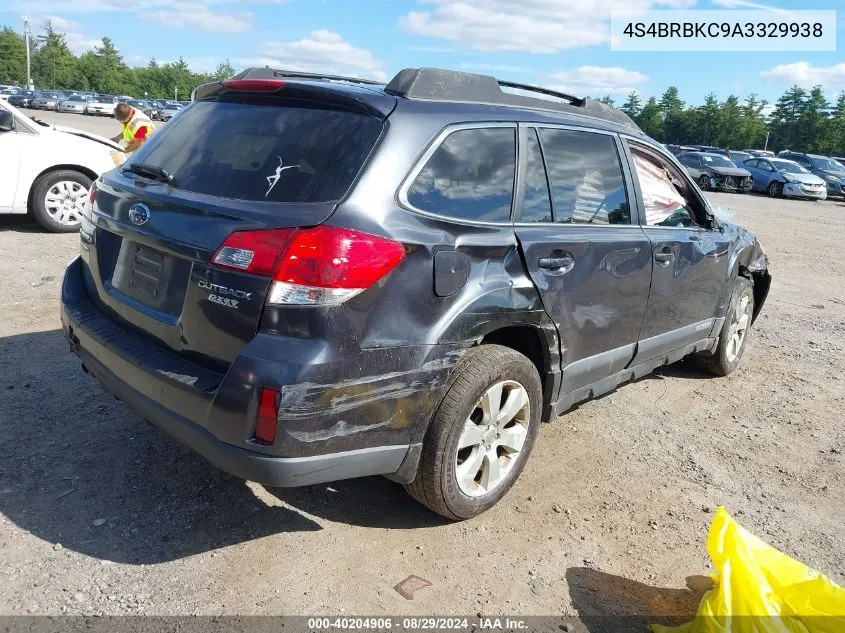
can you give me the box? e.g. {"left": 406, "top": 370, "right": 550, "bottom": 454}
{"left": 538, "top": 128, "right": 631, "bottom": 225}
{"left": 520, "top": 128, "right": 553, "bottom": 223}
{"left": 126, "top": 100, "right": 384, "bottom": 203}
{"left": 407, "top": 127, "right": 515, "bottom": 223}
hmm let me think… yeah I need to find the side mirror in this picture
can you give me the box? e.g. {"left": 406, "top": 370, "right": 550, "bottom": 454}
{"left": 0, "top": 109, "right": 14, "bottom": 132}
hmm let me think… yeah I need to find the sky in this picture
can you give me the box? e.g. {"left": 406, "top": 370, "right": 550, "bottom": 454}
{"left": 2, "top": 0, "right": 843, "bottom": 105}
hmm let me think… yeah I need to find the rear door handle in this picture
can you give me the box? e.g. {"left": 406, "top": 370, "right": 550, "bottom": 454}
{"left": 654, "top": 249, "right": 675, "bottom": 266}
{"left": 538, "top": 256, "right": 574, "bottom": 272}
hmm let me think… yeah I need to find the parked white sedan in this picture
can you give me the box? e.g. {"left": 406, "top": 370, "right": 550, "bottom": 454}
{"left": 86, "top": 96, "right": 118, "bottom": 116}
{"left": 0, "top": 100, "right": 124, "bottom": 232}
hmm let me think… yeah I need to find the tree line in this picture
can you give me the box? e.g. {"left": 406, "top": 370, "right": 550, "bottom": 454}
{"left": 2, "top": 21, "right": 845, "bottom": 156}
{"left": 600, "top": 84, "right": 845, "bottom": 156}
{"left": 0, "top": 23, "right": 235, "bottom": 100}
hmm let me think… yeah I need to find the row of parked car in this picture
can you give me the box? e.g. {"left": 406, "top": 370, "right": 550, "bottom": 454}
{"left": 2, "top": 89, "right": 186, "bottom": 121}
{"left": 664, "top": 144, "right": 845, "bottom": 200}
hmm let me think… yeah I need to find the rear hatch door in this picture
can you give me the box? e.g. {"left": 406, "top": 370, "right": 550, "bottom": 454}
{"left": 85, "top": 88, "right": 391, "bottom": 372}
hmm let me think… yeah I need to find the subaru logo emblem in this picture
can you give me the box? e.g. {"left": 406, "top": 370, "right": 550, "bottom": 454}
{"left": 128, "top": 203, "right": 150, "bottom": 226}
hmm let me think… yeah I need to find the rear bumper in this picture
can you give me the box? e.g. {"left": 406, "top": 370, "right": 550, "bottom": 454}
{"left": 73, "top": 346, "right": 411, "bottom": 487}
{"left": 60, "top": 257, "right": 455, "bottom": 486}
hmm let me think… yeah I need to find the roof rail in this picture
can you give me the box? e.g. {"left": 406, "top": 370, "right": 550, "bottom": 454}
{"left": 497, "top": 80, "right": 584, "bottom": 107}
{"left": 233, "top": 67, "right": 383, "bottom": 87}
{"left": 384, "top": 67, "right": 640, "bottom": 131}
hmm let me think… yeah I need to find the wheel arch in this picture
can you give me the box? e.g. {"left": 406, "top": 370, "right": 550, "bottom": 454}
{"left": 737, "top": 265, "right": 771, "bottom": 324}
{"left": 27, "top": 164, "right": 97, "bottom": 214}
{"left": 477, "top": 321, "right": 561, "bottom": 422}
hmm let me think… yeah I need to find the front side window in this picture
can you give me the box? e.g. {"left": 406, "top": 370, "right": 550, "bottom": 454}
{"left": 631, "top": 149, "right": 701, "bottom": 228}
{"left": 407, "top": 127, "right": 515, "bottom": 222}
{"left": 539, "top": 128, "right": 630, "bottom": 225}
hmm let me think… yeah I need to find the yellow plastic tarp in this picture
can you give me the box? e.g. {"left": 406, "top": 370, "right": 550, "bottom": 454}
{"left": 652, "top": 506, "right": 845, "bottom": 633}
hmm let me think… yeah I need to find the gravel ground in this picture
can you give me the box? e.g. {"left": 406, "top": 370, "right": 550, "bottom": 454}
{"left": 0, "top": 118, "right": 843, "bottom": 625}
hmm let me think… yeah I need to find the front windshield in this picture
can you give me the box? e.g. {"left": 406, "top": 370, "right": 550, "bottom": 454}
{"left": 701, "top": 154, "right": 736, "bottom": 167}
{"left": 730, "top": 152, "right": 751, "bottom": 162}
{"left": 772, "top": 160, "right": 809, "bottom": 174}
{"left": 68, "top": 95, "right": 85, "bottom": 102}
{"left": 93, "top": 97, "right": 114, "bottom": 103}
{"left": 810, "top": 157, "right": 844, "bottom": 172}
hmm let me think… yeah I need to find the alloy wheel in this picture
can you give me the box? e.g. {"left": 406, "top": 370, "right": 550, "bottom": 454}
{"left": 726, "top": 294, "right": 751, "bottom": 363}
{"left": 455, "top": 380, "right": 530, "bottom": 497}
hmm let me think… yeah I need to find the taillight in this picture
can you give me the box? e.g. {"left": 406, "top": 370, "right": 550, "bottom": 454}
{"left": 221, "top": 79, "right": 286, "bottom": 92}
{"left": 88, "top": 181, "right": 98, "bottom": 208}
{"left": 211, "top": 226, "right": 405, "bottom": 306}
{"left": 211, "top": 229, "right": 294, "bottom": 276}
{"left": 254, "top": 387, "right": 279, "bottom": 445}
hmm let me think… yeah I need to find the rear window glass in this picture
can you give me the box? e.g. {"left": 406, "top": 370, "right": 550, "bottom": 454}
{"left": 126, "top": 100, "right": 384, "bottom": 203}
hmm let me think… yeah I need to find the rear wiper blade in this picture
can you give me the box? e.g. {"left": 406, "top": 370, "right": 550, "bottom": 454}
{"left": 122, "top": 162, "right": 177, "bottom": 185}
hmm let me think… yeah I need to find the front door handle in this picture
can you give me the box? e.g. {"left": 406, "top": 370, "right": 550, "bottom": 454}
{"left": 654, "top": 248, "right": 675, "bottom": 266}
{"left": 538, "top": 256, "right": 575, "bottom": 272}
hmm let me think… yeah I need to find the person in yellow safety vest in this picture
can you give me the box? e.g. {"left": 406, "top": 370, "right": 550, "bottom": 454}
{"left": 111, "top": 102, "right": 154, "bottom": 154}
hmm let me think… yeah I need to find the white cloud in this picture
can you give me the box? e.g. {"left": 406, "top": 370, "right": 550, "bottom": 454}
{"left": 547, "top": 66, "right": 649, "bottom": 96}
{"left": 126, "top": 54, "right": 147, "bottom": 67}
{"left": 241, "top": 31, "right": 388, "bottom": 82}
{"left": 36, "top": 16, "right": 101, "bottom": 54}
{"left": 141, "top": 2, "right": 253, "bottom": 33}
{"left": 22, "top": 0, "right": 262, "bottom": 34}
{"left": 399, "top": 0, "right": 696, "bottom": 52}
{"left": 759, "top": 62, "right": 845, "bottom": 89}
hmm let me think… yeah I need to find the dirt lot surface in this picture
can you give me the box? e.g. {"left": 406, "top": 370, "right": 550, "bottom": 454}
{"left": 1, "top": 124, "right": 843, "bottom": 626}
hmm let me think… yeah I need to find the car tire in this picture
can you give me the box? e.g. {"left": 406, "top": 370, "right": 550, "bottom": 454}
{"left": 30, "top": 170, "right": 92, "bottom": 233}
{"left": 767, "top": 181, "right": 783, "bottom": 197}
{"left": 698, "top": 175, "right": 710, "bottom": 191}
{"left": 404, "top": 344, "right": 542, "bottom": 520}
{"left": 693, "top": 277, "right": 754, "bottom": 377}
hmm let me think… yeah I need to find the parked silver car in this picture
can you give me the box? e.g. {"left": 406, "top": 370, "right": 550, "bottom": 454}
{"left": 157, "top": 102, "right": 183, "bottom": 122}
{"left": 58, "top": 94, "right": 90, "bottom": 114}
{"left": 31, "top": 92, "right": 66, "bottom": 110}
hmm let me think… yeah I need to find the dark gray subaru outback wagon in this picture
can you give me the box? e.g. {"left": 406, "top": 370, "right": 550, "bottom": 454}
{"left": 61, "top": 67, "right": 771, "bottom": 519}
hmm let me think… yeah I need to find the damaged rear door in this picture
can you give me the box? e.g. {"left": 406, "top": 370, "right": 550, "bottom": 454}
{"left": 513, "top": 125, "right": 652, "bottom": 395}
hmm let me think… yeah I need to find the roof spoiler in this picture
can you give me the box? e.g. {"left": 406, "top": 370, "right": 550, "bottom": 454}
{"left": 190, "top": 67, "right": 395, "bottom": 117}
